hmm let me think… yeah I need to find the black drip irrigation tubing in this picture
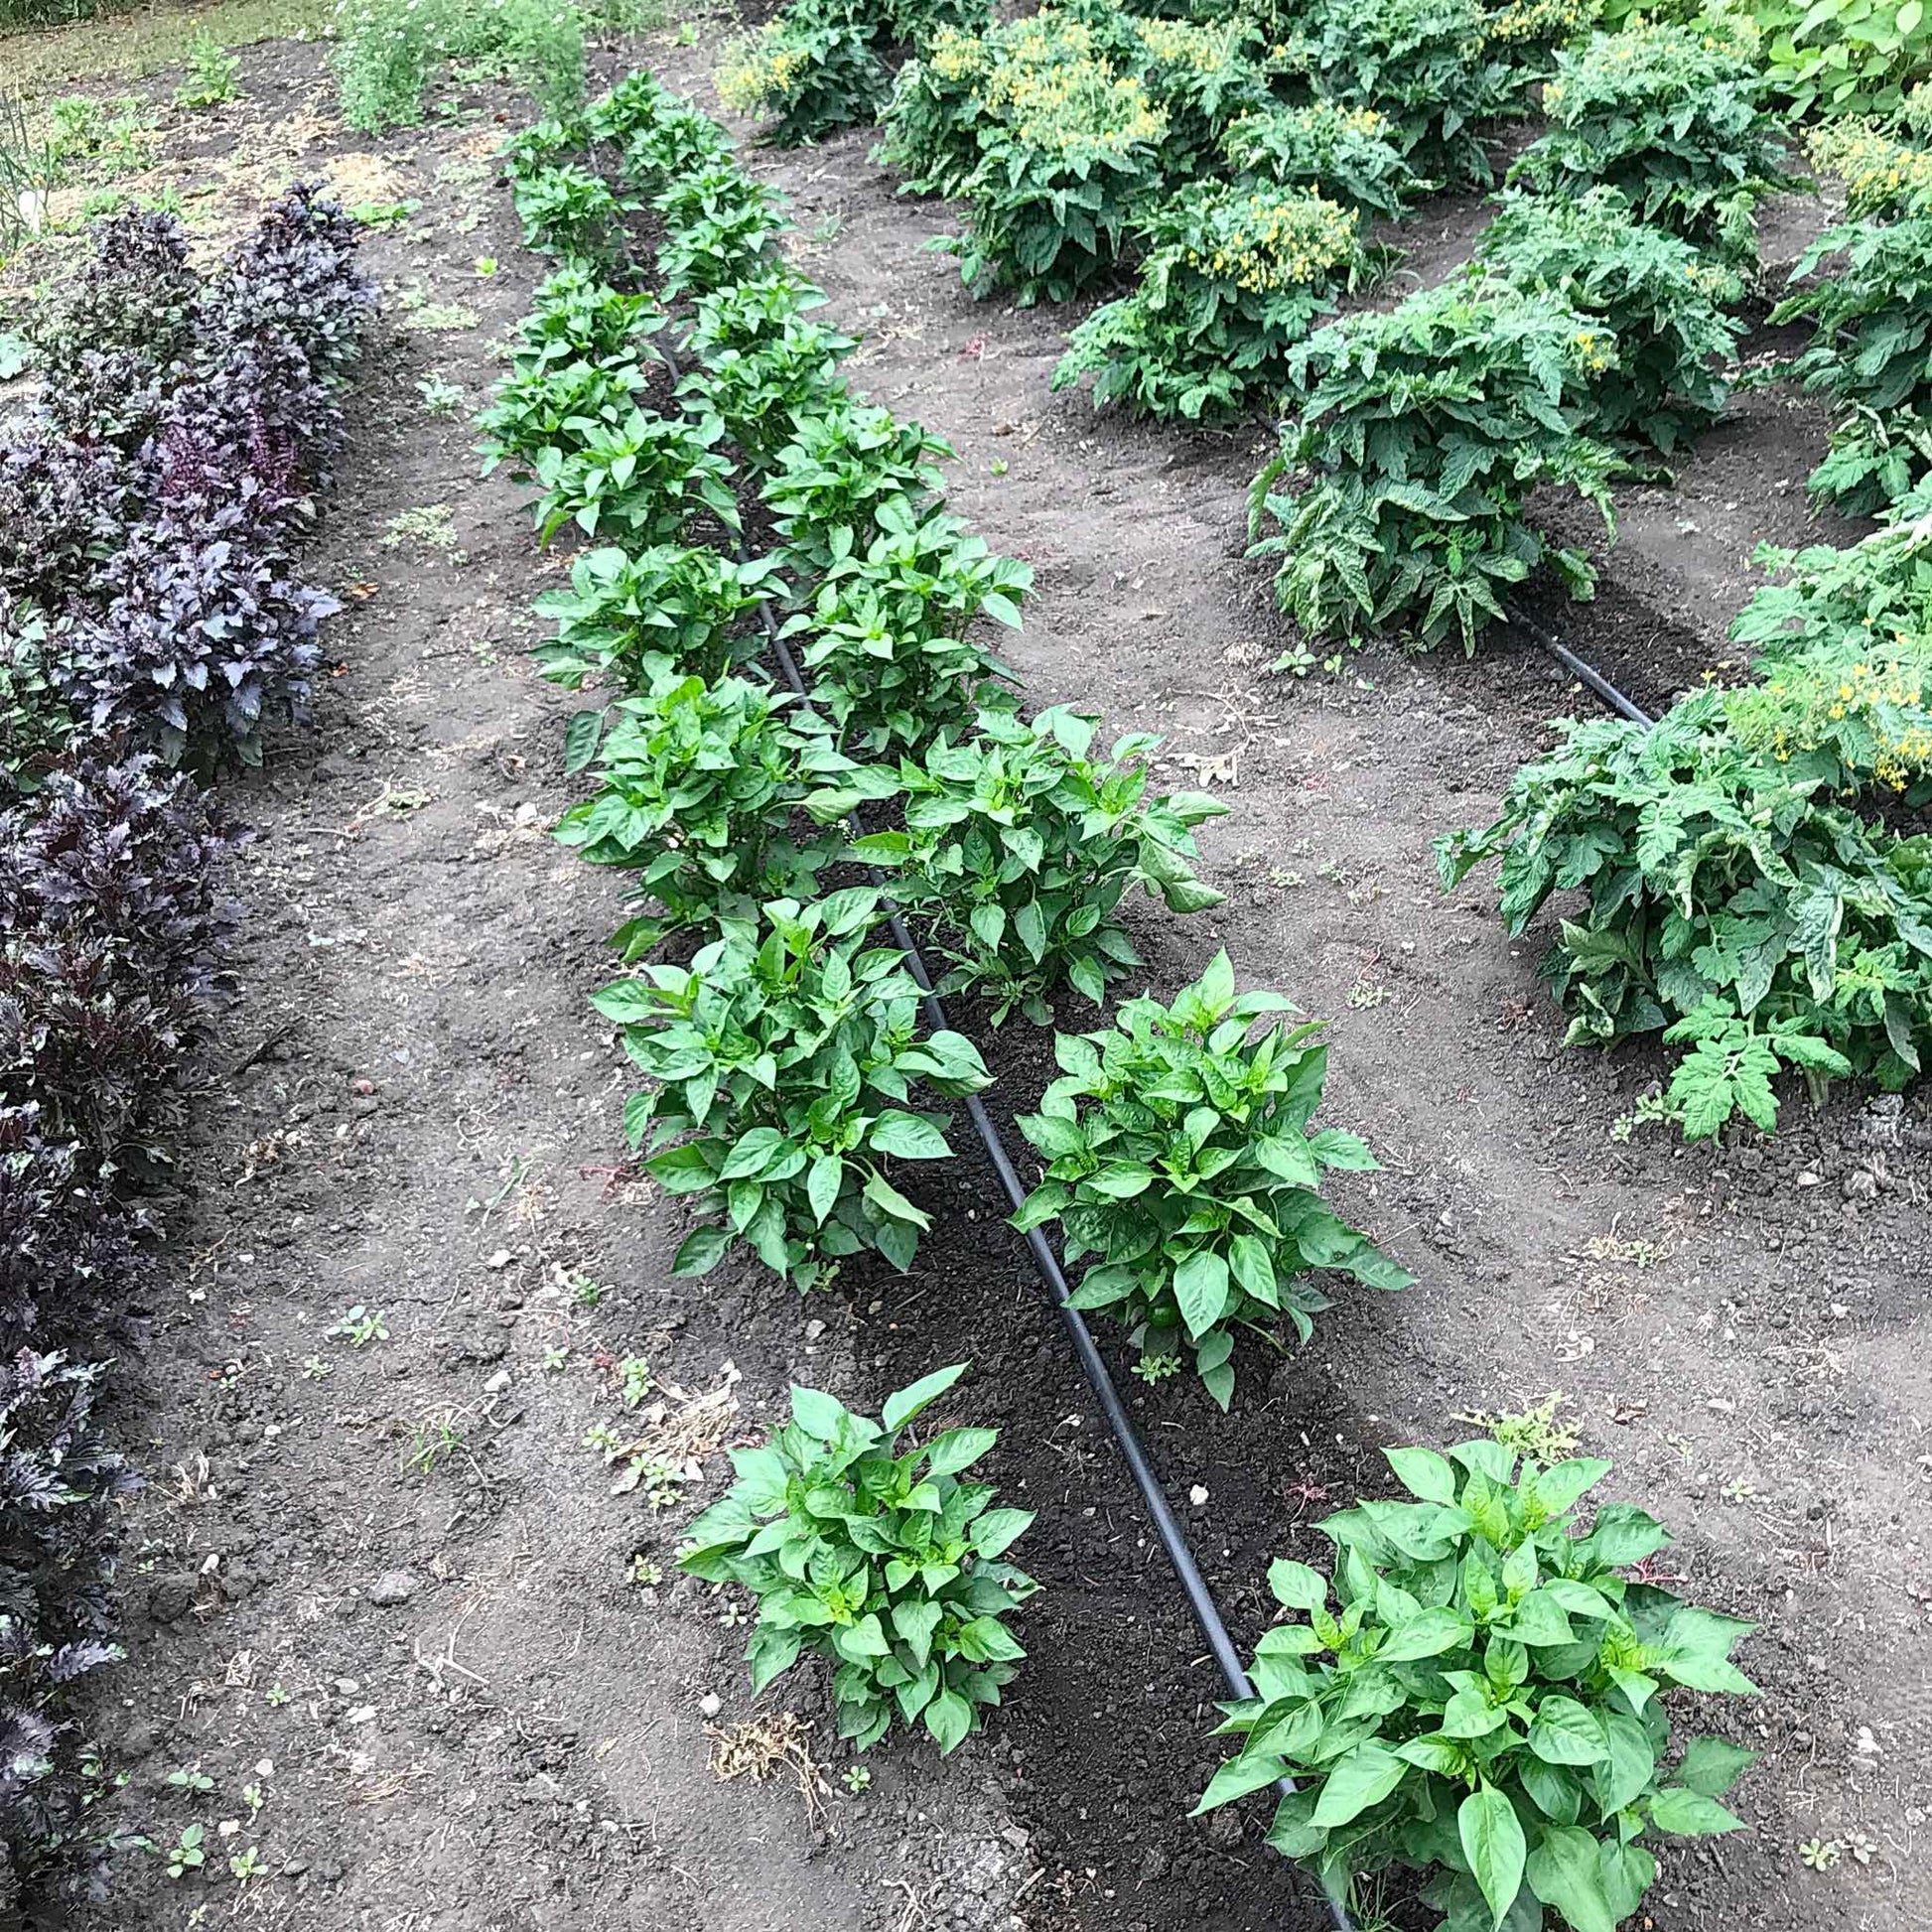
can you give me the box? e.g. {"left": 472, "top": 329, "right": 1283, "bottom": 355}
{"left": 1505, "top": 600, "right": 1658, "bottom": 728}
{"left": 636, "top": 322, "right": 1355, "bottom": 1931}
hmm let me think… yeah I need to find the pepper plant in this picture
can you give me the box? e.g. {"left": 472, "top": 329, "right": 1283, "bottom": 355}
{"left": 777, "top": 579, "right": 1013, "bottom": 758}
{"left": 674, "top": 317, "right": 856, "bottom": 476}
{"left": 1199, "top": 1445, "right": 1757, "bottom": 1932}
{"left": 1250, "top": 278, "right": 1619, "bottom": 653}
{"left": 680, "top": 1362, "right": 1036, "bottom": 1750}
{"left": 855, "top": 706, "right": 1227, "bottom": 1022}
{"left": 594, "top": 890, "right": 992, "bottom": 1286}
{"left": 1013, "top": 952, "right": 1412, "bottom": 1404}
{"left": 526, "top": 405, "right": 741, "bottom": 545}
{"left": 650, "top": 164, "right": 787, "bottom": 299}
{"left": 531, "top": 542, "right": 777, "bottom": 703}
{"left": 760, "top": 403, "right": 954, "bottom": 578}
{"left": 509, "top": 160, "right": 632, "bottom": 264}
{"left": 556, "top": 675, "right": 883, "bottom": 956}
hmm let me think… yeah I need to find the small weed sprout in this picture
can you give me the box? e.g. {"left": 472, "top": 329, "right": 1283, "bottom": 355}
{"left": 617, "top": 1356, "right": 653, "bottom": 1408}
{"left": 330, "top": 1306, "right": 388, "bottom": 1347}
{"left": 416, "top": 372, "right": 466, "bottom": 417}
{"left": 842, "top": 1764, "right": 872, "bottom": 1794}
{"left": 1452, "top": 1390, "right": 1581, "bottom": 1466}
{"left": 165, "top": 1825, "right": 206, "bottom": 1878}
{"left": 403, "top": 1412, "right": 466, "bottom": 1476}
{"left": 379, "top": 504, "right": 460, "bottom": 551}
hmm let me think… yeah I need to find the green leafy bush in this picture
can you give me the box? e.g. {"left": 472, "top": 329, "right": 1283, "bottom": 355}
{"left": 1509, "top": 22, "right": 1804, "bottom": 260}
{"left": 874, "top": 31, "right": 993, "bottom": 196}
{"left": 1477, "top": 0, "right": 1603, "bottom": 81}
{"left": 680, "top": 1363, "right": 1036, "bottom": 1750}
{"left": 1727, "top": 501, "right": 1932, "bottom": 798}
{"left": 1221, "top": 101, "right": 1431, "bottom": 221}
{"left": 527, "top": 405, "right": 741, "bottom": 545}
{"left": 1013, "top": 952, "right": 1412, "bottom": 1404}
{"left": 900, "top": 9, "right": 1171, "bottom": 304}
{"left": 1110, "top": 10, "right": 1273, "bottom": 176}
{"left": 1475, "top": 186, "right": 1742, "bottom": 453}
{"left": 531, "top": 543, "right": 775, "bottom": 693}
{"left": 761, "top": 403, "right": 954, "bottom": 578}
{"left": 1750, "top": 0, "right": 1932, "bottom": 115}
{"left": 1271, "top": 0, "right": 1509, "bottom": 188}
{"left": 1199, "top": 1444, "right": 1757, "bottom": 1930}
{"left": 556, "top": 673, "right": 873, "bottom": 954}
{"left": 1807, "top": 105, "right": 1932, "bottom": 217}
{"left": 593, "top": 890, "right": 991, "bottom": 1287}
{"left": 855, "top": 707, "right": 1226, "bottom": 1022}
{"left": 1052, "top": 182, "right": 1365, "bottom": 423}
{"left": 716, "top": 3, "right": 892, "bottom": 148}
{"left": 650, "top": 164, "right": 787, "bottom": 299}
{"left": 1772, "top": 212, "right": 1932, "bottom": 514}
{"left": 1249, "top": 278, "right": 1619, "bottom": 653}
{"left": 1437, "top": 497, "right": 1932, "bottom": 1143}
{"left": 674, "top": 315, "right": 856, "bottom": 475}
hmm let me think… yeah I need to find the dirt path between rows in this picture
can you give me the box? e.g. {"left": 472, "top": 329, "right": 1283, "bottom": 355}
{"left": 68, "top": 24, "right": 1932, "bottom": 1932}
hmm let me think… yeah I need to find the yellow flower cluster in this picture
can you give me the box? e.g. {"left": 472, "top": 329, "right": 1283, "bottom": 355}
{"left": 1129, "top": 15, "right": 1248, "bottom": 78}
{"left": 928, "top": 26, "right": 992, "bottom": 84}
{"left": 1569, "top": 326, "right": 1613, "bottom": 375}
{"left": 926, "top": 11, "right": 1167, "bottom": 160}
{"left": 1483, "top": 0, "right": 1596, "bottom": 46}
{"left": 1006, "top": 69, "right": 1166, "bottom": 157}
{"left": 1181, "top": 190, "right": 1360, "bottom": 296}
{"left": 716, "top": 26, "right": 805, "bottom": 111}
{"left": 1739, "top": 653, "right": 1932, "bottom": 791}
{"left": 1807, "top": 118, "right": 1932, "bottom": 218}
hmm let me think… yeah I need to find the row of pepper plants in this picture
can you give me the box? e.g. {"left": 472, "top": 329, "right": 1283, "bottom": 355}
{"left": 0, "top": 191, "right": 373, "bottom": 1903}
{"left": 485, "top": 73, "right": 1763, "bottom": 1932}
{"left": 721, "top": 0, "right": 1932, "bottom": 1148}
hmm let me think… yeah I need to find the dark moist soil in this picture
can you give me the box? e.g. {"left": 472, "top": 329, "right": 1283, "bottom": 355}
{"left": 44, "top": 27, "right": 1932, "bottom": 1932}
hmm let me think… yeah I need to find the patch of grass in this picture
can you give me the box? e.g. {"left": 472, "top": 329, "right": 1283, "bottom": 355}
{"left": 8, "top": 0, "right": 331, "bottom": 93}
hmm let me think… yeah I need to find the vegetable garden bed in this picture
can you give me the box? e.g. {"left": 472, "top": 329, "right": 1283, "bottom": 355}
{"left": 2, "top": 8, "right": 1928, "bottom": 1932}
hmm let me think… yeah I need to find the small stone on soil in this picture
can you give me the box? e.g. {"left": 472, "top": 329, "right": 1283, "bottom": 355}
{"left": 368, "top": 1571, "right": 418, "bottom": 1607}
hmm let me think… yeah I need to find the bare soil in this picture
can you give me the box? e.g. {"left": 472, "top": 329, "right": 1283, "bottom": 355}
{"left": 37, "top": 23, "right": 1932, "bottom": 1932}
